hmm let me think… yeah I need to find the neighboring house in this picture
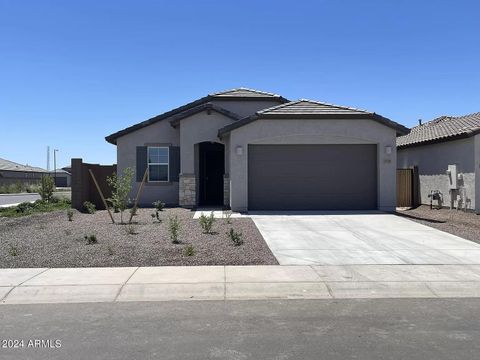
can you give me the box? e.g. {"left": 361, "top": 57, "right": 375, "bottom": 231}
{"left": 48, "top": 168, "right": 72, "bottom": 187}
{"left": 0, "top": 157, "right": 47, "bottom": 186}
{"left": 397, "top": 112, "right": 480, "bottom": 213}
{"left": 106, "top": 88, "right": 408, "bottom": 212}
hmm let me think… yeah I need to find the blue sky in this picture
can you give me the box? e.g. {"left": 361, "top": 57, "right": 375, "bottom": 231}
{"left": 1, "top": 0, "right": 479, "bottom": 168}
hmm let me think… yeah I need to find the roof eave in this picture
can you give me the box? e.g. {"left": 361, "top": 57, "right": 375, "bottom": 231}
{"left": 397, "top": 129, "right": 480, "bottom": 149}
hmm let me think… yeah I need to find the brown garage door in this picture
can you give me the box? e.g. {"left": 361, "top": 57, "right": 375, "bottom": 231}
{"left": 248, "top": 144, "right": 377, "bottom": 210}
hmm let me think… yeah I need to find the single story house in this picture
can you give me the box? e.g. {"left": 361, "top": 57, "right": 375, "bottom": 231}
{"left": 48, "top": 168, "right": 72, "bottom": 187}
{"left": 0, "top": 157, "right": 47, "bottom": 186}
{"left": 106, "top": 88, "right": 408, "bottom": 212}
{"left": 397, "top": 112, "right": 480, "bottom": 213}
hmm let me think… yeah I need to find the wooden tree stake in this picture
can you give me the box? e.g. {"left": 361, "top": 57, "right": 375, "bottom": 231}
{"left": 128, "top": 168, "right": 148, "bottom": 224}
{"left": 89, "top": 169, "right": 115, "bottom": 224}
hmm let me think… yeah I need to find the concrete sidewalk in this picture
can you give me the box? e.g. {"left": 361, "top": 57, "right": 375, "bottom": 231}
{"left": 2, "top": 265, "right": 480, "bottom": 304}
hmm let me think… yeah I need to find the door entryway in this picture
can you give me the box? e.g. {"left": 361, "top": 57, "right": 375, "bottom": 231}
{"left": 198, "top": 142, "right": 225, "bottom": 206}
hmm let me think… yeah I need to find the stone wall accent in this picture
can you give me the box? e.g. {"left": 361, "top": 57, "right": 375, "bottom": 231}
{"left": 223, "top": 174, "right": 230, "bottom": 208}
{"left": 179, "top": 174, "right": 196, "bottom": 207}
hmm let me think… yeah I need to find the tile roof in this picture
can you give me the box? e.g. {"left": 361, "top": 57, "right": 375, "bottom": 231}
{"left": 218, "top": 99, "right": 409, "bottom": 136}
{"left": 258, "top": 99, "right": 369, "bottom": 115}
{"left": 210, "top": 87, "right": 283, "bottom": 98}
{"left": 397, "top": 112, "right": 480, "bottom": 148}
{"left": 0, "top": 158, "right": 46, "bottom": 172}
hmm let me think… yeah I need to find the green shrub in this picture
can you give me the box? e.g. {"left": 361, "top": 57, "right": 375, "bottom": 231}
{"left": 125, "top": 224, "right": 137, "bottom": 235}
{"left": 227, "top": 228, "right": 243, "bottom": 246}
{"left": 38, "top": 175, "right": 55, "bottom": 202}
{"left": 184, "top": 245, "right": 195, "bottom": 256}
{"left": 223, "top": 210, "right": 232, "bottom": 224}
{"left": 8, "top": 243, "right": 19, "bottom": 256}
{"left": 83, "top": 201, "right": 96, "bottom": 214}
{"left": 199, "top": 212, "right": 216, "bottom": 234}
{"left": 107, "top": 167, "right": 134, "bottom": 224}
{"left": 67, "top": 209, "right": 74, "bottom": 221}
{"left": 84, "top": 234, "right": 97, "bottom": 245}
{"left": 107, "top": 245, "right": 114, "bottom": 256}
{"left": 153, "top": 200, "right": 165, "bottom": 212}
{"left": 16, "top": 201, "right": 35, "bottom": 214}
{"left": 168, "top": 215, "right": 181, "bottom": 244}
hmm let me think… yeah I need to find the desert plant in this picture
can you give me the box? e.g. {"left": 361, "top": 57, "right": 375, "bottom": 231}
{"left": 223, "top": 210, "right": 232, "bottom": 224}
{"left": 227, "top": 228, "right": 243, "bottom": 246}
{"left": 125, "top": 223, "right": 137, "bottom": 235}
{"left": 83, "top": 201, "right": 96, "bottom": 214}
{"left": 67, "top": 209, "right": 74, "bottom": 221}
{"left": 8, "top": 243, "right": 18, "bottom": 256}
{"left": 184, "top": 244, "right": 195, "bottom": 256}
{"left": 199, "top": 212, "right": 216, "bottom": 234}
{"left": 151, "top": 200, "right": 165, "bottom": 222}
{"left": 64, "top": 229, "right": 72, "bottom": 236}
{"left": 84, "top": 234, "right": 97, "bottom": 245}
{"left": 38, "top": 175, "right": 55, "bottom": 202}
{"left": 107, "top": 167, "right": 134, "bottom": 224}
{"left": 107, "top": 245, "right": 114, "bottom": 256}
{"left": 168, "top": 215, "right": 181, "bottom": 244}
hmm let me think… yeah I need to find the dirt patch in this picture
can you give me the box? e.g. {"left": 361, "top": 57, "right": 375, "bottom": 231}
{"left": 0, "top": 208, "right": 278, "bottom": 268}
{"left": 397, "top": 205, "right": 480, "bottom": 244}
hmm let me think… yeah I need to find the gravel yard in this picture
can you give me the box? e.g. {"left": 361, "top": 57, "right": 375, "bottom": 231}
{"left": 0, "top": 208, "right": 278, "bottom": 268}
{"left": 397, "top": 205, "right": 480, "bottom": 244}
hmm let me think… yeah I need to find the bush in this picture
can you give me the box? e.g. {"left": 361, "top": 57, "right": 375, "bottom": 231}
{"left": 67, "top": 209, "right": 74, "bottom": 221}
{"left": 151, "top": 200, "right": 165, "bottom": 222}
{"left": 223, "top": 210, "right": 232, "bottom": 224}
{"left": 168, "top": 215, "right": 181, "bottom": 244}
{"left": 184, "top": 245, "right": 195, "bottom": 257}
{"left": 38, "top": 175, "right": 55, "bottom": 202}
{"left": 83, "top": 201, "right": 96, "bottom": 214}
{"left": 199, "top": 212, "right": 216, "bottom": 234}
{"left": 125, "top": 224, "right": 137, "bottom": 235}
{"left": 227, "top": 228, "right": 243, "bottom": 246}
{"left": 8, "top": 243, "right": 19, "bottom": 256}
{"left": 84, "top": 234, "right": 97, "bottom": 245}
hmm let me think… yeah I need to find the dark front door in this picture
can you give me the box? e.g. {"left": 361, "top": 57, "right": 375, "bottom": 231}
{"left": 199, "top": 142, "right": 225, "bottom": 206}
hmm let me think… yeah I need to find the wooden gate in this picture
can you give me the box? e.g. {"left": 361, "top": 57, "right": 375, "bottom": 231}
{"left": 397, "top": 168, "right": 413, "bottom": 207}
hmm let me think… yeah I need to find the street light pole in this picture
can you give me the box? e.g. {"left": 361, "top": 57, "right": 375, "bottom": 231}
{"left": 54, "top": 149, "right": 59, "bottom": 187}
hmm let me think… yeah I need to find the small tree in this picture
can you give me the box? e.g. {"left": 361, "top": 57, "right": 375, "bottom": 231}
{"left": 107, "top": 167, "right": 134, "bottom": 224}
{"left": 38, "top": 175, "right": 54, "bottom": 202}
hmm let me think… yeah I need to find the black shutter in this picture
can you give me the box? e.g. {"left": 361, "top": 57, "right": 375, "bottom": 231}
{"left": 169, "top": 146, "right": 180, "bottom": 182}
{"left": 136, "top": 146, "right": 148, "bottom": 182}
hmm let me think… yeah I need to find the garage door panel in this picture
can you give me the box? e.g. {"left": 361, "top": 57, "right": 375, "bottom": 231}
{"left": 248, "top": 144, "right": 377, "bottom": 210}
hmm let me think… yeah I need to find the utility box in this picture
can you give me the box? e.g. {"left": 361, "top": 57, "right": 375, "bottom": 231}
{"left": 446, "top": 164, "right": 458, "bottom": 190}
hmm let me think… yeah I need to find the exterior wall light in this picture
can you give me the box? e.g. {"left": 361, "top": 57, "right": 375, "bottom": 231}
{"left": 235, "top": 145, "right": 243, "bottom": 156}
{"left": 385, "top": 146, "right": 392, "bottom": 155}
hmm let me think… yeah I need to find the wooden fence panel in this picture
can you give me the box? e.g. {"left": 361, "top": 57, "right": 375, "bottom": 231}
{"left": 397, "top": 169, "right": 413, "bottom": 207}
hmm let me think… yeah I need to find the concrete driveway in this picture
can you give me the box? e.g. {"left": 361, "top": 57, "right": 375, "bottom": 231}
{"left": 250, "top": 212, "right": 480, "bottom": 265}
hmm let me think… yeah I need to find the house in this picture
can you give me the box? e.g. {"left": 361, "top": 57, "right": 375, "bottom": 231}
{"left": 48, "top": 168, "right": 72, "bottom": 187}
{"left": 106, "top": 88, "right": 408, "bottom": 212}
{"left": 397, "top": 112, "right": 480, "bottom": 213}
{"left": 0, "top": 157, "right": 47, "bottom": 186}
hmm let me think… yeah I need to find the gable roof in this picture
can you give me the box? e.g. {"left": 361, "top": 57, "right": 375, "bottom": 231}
{"left": 0, "top": 158, "right": 46, "bottom": 173}
{"left": 105, "top": 88, "right": 288, "bottom": 144}
{"left": 169, "top": 103, "right": 242, "bottom": 127}
{"left": 218, "top": 99, "right": 409, "bottom": 136}
{"left": 397, "top": 112, "right": 480, "bottom": 148}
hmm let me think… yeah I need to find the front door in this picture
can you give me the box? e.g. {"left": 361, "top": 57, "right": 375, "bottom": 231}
{"left": 199, "top": 142, "right": 225, "bottom": 206}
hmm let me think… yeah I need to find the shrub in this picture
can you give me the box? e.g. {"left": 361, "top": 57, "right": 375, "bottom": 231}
{"left": 16, "top": 201, "right": 34, "bottom": 214}
{"left": 223, "top": 210, "right": 232, "bottom": 224}
{"left": 107, "top": 167, "right": 134, "bottom": 224}
{"left": 125, "top": 224, "right": 137, "bottom": 235}
{"left": 8, "top": 243, "right": 19, "bottom": 256}
{"left": 67, "top": 209, "right": 74, "bottom": 221}
{"left": 227, "top": 228, "right": 243, "bottom": 246}
{"left": 184, "top": 245, "right": 195, "bottom": 256}
{"left": 107, "top": 245, "right": 114, "bottom": 256}
{"left": 84, "top": 234, "right": 97, "bottom": 245}
{"left": 151, "top": 200, "right": 165, "bottom": 222}
{"left": 199, "top": 212, "right": 216, "bottom": 234}
{"left": 168, "top": 215, "right": 181, "bottom": 244}
{"left": 38, "top": 175, "right": 55, "bottom": 202}
{"left": 83, "top": 201, "right": 96, "bottom": 214}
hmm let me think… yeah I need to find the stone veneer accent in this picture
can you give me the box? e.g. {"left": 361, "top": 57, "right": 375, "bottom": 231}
{"left": 179, "top": 174, "right": 196, "bottom": 207}
{"left": 223, "top": 174, "right": 230, "bottom": 208}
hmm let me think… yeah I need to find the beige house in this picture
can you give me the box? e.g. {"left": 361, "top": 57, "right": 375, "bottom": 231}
{"left": 106, "top": 88, "right": 408, "bottom": 212}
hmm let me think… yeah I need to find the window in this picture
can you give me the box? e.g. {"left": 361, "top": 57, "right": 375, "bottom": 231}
{"left": 148, "top": 147, "right": 169, "bottom": 182}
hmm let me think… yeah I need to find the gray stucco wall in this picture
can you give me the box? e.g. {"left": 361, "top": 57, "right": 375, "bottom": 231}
{"left": 227, "top": 118, "right": 397, "bottom": 212}
{"left": 476, "top": 135, "right": 480, "bottom": 213}
{"left": 397, "top": 137, "right": 476, "bottom": 211}
{"left": 116, "top": 119, "right": 180, "bottom": 206}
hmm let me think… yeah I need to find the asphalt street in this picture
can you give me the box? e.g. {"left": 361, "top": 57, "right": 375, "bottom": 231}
{"left": 1, "top": 298, "right": 479, "bottom": 360}
{"left": 0, "top": 193, "right": 40, "bottom": 206}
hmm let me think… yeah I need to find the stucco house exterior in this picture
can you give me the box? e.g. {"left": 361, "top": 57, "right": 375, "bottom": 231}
{"left": 397, "top": 112, "right": 480, "bottom": 213}
{"left": 106, "top": 88, "right": 408, "bottom": 212}
{"left": 0, "top": 157, "right": 47, "bottom": 186}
